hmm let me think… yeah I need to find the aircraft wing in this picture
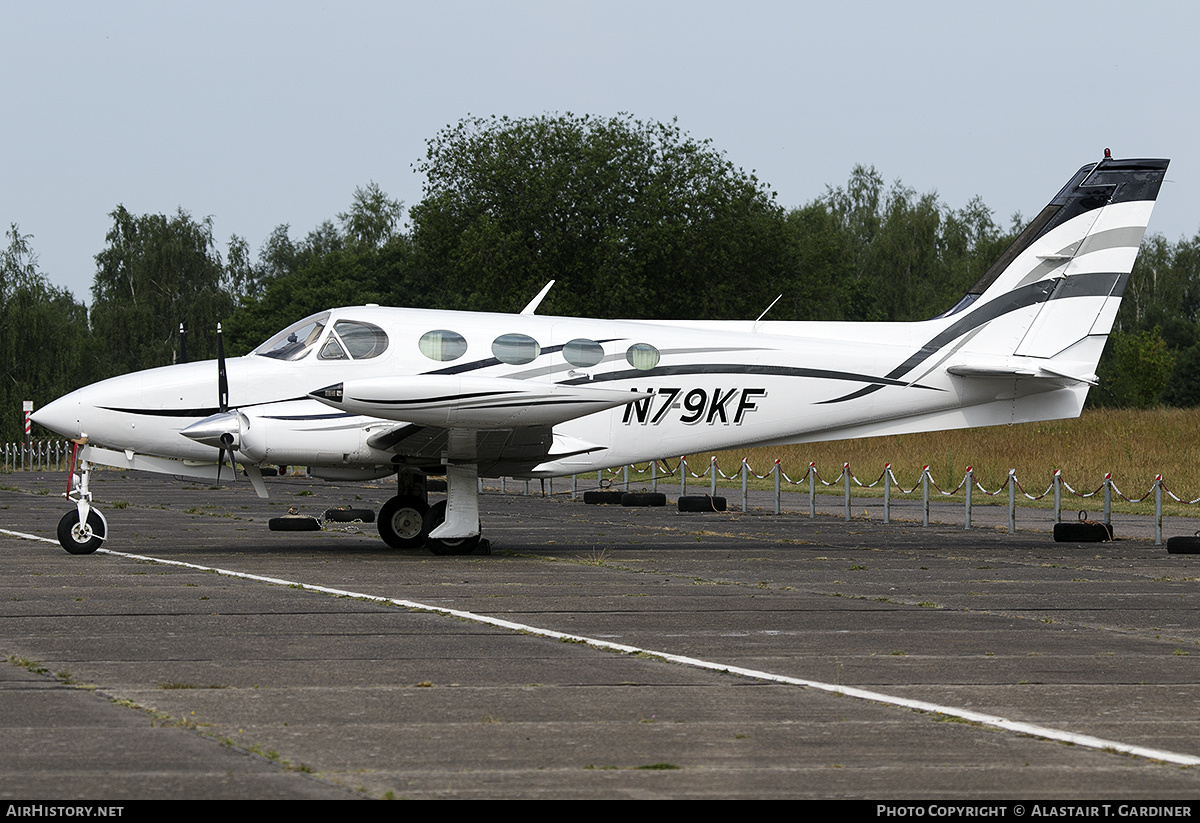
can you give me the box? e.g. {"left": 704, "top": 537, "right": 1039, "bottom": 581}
{"left": 78, "top": 445, "right": 271, "bottom": 498}
{"left": 316, "top": 375, "right": 635, "bottom": 474}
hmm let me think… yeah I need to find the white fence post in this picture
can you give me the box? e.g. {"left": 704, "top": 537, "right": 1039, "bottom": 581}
{"left": 741, "top": 458, "right": 748, "bottom": 513}
{"left": 964, "top": 466, "right": 972, "bottom": 530}
{"left": 921, "top": 466, "right": 930, "bottom": 526}
{"left": 883, "top": 463, "right": 891, "bottom": 524}
{"left": 773, "top": 459, "right": 781, "bottom": 515}
{"left": 1053, "top": 469, "right": 1061, "bottom": 523}
{"left": 1008, "top": 469, "right": 1016, "bottom": 534}
{"left": 843, "top": 463, "right": 851, "bottom": 521}
{"left": 1155, "top": 475, "right": 1163, "bottom": 546}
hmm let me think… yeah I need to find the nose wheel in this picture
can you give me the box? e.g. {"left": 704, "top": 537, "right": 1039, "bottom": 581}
{"left": 57, "top": 509, "right": 106, "bottom": 555}
{"left": 56, "top": 451, "right": 107, "bottom": 555}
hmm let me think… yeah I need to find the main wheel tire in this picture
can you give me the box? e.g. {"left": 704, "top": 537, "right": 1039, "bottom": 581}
{"left": 1166, "top": 536, "right": 1200, "bottom": 555}
{"left": 678, "top": 495, "right": 727, "bottom": 512}
{"left": 1053, "top": 521, "right": 1112, "bottom": 542}
{"left": 423, "top": 501, "right": 481, "bottom": 556}
{"left": 57, "top": 510, "right": 105, "bottom": 555}
{"left": 324, "top": 507, "right": 376, "bottom": 524}
{"left": 377, "top": 495, "right": 429, "bottom": 549}
{"left": 269, "top": 514, "right": 321, "bottom": 532}
{"left": 622, "top": 492, "right": 667, "bottom": 507}
{"left": 583, "top": 490, "right": 625, "bottom": 505}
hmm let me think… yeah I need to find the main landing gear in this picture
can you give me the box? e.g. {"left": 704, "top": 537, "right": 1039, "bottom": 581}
{"left": 56, "top": 454, "right": 108, "bottom": 555}
{"left": 51, "top": 457, "right": 483, "bottom": 557}
{"left": 377, "top": 466, "right": 485, "bottom": 556}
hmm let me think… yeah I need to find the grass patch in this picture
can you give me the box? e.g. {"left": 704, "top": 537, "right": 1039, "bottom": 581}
{"left": 647, "top": 408, "right": 1200, "bottom": 518}
{"left": 8, "top": 655, "right": 48, "bottom": 675}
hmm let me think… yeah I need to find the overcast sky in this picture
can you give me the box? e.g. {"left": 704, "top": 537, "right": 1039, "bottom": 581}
{"left": 4, "top": 0, "right": 1198, "bottom": 305}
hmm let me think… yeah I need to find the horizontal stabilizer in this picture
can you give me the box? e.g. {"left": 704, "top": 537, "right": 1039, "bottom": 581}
{"left": 946, "top": 364, "right": 1098, "bottom": 386}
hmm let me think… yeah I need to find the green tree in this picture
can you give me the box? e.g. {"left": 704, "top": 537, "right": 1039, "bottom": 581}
{"left": 1096, "top": 329, "right": 1175, "bottom": 408}
{"left": 90, "top": 206, "right": 235, "bottom": 375}
{"left": 225, "top": 183, "right": 419, "bottom": 353}
{"left": 338, "top": 182, "right": 404, "bottom": 250}
{"left": 813, "top": 168, "right": 1010, "bottom": 322}
{"left": 224, "top": 241, "right": 416, "bottom": 354}
{"left": 409, "top": 113, "right": 792, "bottom": 319}
{"left": 0, "top": 225, "right": 91, "bottom": 440}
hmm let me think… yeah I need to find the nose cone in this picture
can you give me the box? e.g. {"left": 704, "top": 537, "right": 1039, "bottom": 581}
{"left": 29, "top": 394, "right": 82, "bottom": 439}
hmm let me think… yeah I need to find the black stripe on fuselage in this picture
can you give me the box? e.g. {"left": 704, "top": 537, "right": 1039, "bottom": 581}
{"left": 817, "top": 271, "right": 1123, "bottom": 404}
{"left": 353, "top": 391, "right": 518, "bottom": 406}
{"left": 101, "top": 406, "right": 221, "bottom": 417}
{"left": 559, "top": 364, "right": 943, "bottom": 391}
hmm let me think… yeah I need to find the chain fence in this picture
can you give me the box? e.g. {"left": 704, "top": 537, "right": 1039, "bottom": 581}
{"left": 584, "top": 456, "right": 1197, "bottom": 545}
{"left": 6, "top": 443, "right": 1194, "bottom": 545}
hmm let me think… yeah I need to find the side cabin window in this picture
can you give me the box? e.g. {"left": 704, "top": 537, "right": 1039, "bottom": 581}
{"left": 492, "top": 333, "right": 541, "bottom": 365}
{"left": 419, "top": 329, "right": 468, "bottom": 362}
{"left": 317, "top": 320, "right": 389, "bottom": 361}
{"left": 252, "top": 313, "right": 330, "bottom": 361}
{"left": 626, "top": 343, "right": 660, "bottom": 370}
{"left": 564, "top": 338, "right": 604, "bottom": 368}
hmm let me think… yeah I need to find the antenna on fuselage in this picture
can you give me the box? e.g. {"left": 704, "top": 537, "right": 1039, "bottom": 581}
{"left": 178, "top": 323, "right": 187, "bottom": 365}
{"left": 753, "top": 294, "right": 783, "bottom": 331}
{"left": 520, "top": 280, "right": 556, "bottom": 315}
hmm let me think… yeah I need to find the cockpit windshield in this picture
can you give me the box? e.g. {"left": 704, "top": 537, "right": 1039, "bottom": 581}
{"left": 252, "top": 312, "right": 330, "bottom": 361}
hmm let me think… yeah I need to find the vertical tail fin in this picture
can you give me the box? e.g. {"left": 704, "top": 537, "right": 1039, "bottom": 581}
{"left": 947, "top": 153, "right": 1169, "bottom": 377}
{"left": 794, "top": 153, "right": 1169, "bottom": 437}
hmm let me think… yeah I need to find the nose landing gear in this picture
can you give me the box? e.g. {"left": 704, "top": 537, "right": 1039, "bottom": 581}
{"left": 56, "top": 444, "right": 107, "bottom": 555}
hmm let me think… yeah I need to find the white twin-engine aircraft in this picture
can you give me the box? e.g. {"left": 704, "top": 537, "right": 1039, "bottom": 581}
{"left": 32, "top": 153, "right": 1169, "bottom": 555}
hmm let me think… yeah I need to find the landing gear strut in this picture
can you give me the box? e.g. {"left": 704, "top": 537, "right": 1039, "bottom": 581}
{"left": 57, "top": 452, "right": 107, "bottom": 555}
{"left": 423, "top": 500, "right": 481, "bottom": 555}
{"left": 377, "top": 467, "right": 484, "bottom": 555}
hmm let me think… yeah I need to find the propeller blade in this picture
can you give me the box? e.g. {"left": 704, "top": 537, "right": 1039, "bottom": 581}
{"left": 215, "top": 322, "right": 232, "bottom": 484}
{"left": 217, "top": 322, "right": 229, "bottom": 413}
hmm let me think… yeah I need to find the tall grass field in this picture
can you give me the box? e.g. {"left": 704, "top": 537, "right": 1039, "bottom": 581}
{"left": 670, "top": 408, "right": 1200, "bottom": 516}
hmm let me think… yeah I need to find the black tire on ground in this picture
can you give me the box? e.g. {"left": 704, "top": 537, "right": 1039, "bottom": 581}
{"left": 422, "top": 501, "right": 481, "bottom": 556}
{"left": 377, "top": 495, "right": 429, "bottom": 549}
{"left": 57, "top": 510, "right": 106, "bottom": 555}
{"left": 324, "top": 507, "right": 376, "bottom": 523}
{"left": 583, "top": 490, "right": 625, "bottom": 505}
{"left": 677, "top": 495, "right": 727, "bottom": 512}
{"left": 622, "top": 492, "right": 667, "bottom": 507}
{"left": 268, "top": 514, "right": 321, "bottom": 532}
{"left": 1053, "top": 521, "right": 1112, "bottom": 542}
{"left": 1166, "top": 536, "right": 1200, "bottom": 554}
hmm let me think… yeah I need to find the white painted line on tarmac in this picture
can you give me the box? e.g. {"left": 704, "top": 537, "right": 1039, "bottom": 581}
{"left": 0, "top": 529, "right": 58, "bottom": 543}
{"left": 6, "top": 527, "right": 1200, "bottom": 767}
